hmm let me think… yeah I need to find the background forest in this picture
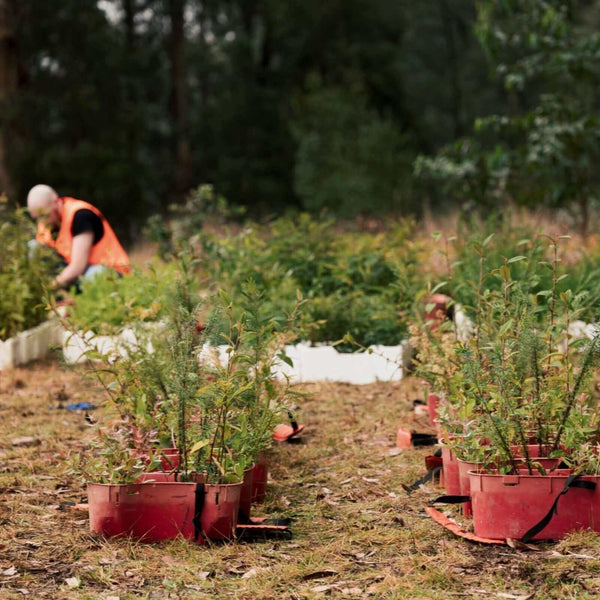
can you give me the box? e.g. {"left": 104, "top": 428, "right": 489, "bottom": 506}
{"left": 2, "top": 0, "right": 600, "bottom": 241}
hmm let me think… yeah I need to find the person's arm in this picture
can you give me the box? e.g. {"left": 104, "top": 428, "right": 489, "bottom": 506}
{"left": 53, "top": 232, "right": 95, "bottom": 288}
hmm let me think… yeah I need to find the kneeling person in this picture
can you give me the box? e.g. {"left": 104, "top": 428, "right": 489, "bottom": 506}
{"left": 27, "top": 184, "right": 130, "bottom": 289}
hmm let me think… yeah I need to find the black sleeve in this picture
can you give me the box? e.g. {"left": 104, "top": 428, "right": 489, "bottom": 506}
{"left": 71, "top": 209, "right": 104, "bottom": 245}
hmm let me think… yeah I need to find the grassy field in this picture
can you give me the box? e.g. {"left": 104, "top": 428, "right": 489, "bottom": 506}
{"left": 2, "top": 357, "right": 600, "bottom": 600}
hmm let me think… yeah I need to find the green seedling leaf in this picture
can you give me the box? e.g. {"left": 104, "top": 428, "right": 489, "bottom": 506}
{"left": 507, "top": 255, "right": 527, "bottom": 264}
{"left": 277, "top": 352, "right": 294, "bottom": 367}
{"left": 499, "top": 265, "right": 511, "bottom": 281}
{"left": 218, "top": 289, "right": 232, "bottom": 306}
{"left": 498, "top": 319, "right": 514, "bottom": 337}
{"left": 482, "top": 233, "right": 495, "bottom": 247}
{"left": 189, "top": 440, "right": 210, "bottom": 454}
{"left": 431, "top": 281, "right": 448, "bottom": 294}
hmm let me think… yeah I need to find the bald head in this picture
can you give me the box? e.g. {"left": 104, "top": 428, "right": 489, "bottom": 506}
{"left": 27, "top": 185, "right": 62, "bottom": 227}
{"left": 27, "top": 185, "right": 58, "bottom": 213}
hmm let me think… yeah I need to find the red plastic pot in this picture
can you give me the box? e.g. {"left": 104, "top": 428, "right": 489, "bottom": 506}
{"left": 427, "top": 393, "right": 439, "bottom": 429}
{"left": 200, "top": 481, "right": 242, "bottom": 540}
{"left": 440, "top": 442, "right": 461, "bottom": 496}
{"left": 457, "top": 458, "right": 480, "bottom": 518}
{"left": 457, "top": 452, "right": 561, "bottom": 521}
{"left": 160, "top": 447, "right": 180, "bottom": 472}
{"left": 87, "top": 477, "right": 200, "bottom": 542}
{"left": 469, "top": 470, "right": 600, "bottom": 541}
{"left": 252, "top": 457, "right": 269, "bottom": 504}
{"left": 509, "top": 444, "right": 562, "bottom": 467}
{"left": 239, "top": 465, "right": 254, "bottom": 522}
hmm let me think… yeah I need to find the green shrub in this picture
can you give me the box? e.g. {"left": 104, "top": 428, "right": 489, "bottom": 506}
{"left": 0, "top": 197, "right": 55, "bottom": 340}
{"left": 67, "top": 263, "right": 178, "bottom": 334}
{"left": 197, "top": 214, "right": 426, "bottom": 349}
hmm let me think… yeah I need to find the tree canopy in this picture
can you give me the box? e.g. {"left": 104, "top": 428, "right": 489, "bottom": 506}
{"left": 1, "top": 0, "right": 597, "bottom": 236}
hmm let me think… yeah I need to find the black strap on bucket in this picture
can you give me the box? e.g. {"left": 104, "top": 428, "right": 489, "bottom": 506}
{"left": 193, "top": 483, "right": 205, "bottom": 542}
{"left": 521, "top": 474, "right": 596, "bottom": 543}
{"left": 287, "top": 410, "right": 299, "bottom": 432}
{"left": 430, "top": 494, "right": 471, "bottom": 505}
{"left": 403, "top": 466, "right": 442, "bottom": 495}
{"left": 411, "top": 433, "right": 439, "bottom": 447}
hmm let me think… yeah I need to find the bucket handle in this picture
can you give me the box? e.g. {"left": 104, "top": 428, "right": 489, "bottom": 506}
{"left": 403, "top": 449, "right": 442, "bottom": 495}
{"left": 403, "top": 466, "right": 442, "bottom": 495}
{"left": 521, "top": 474, "right": 596, "bottom": 543}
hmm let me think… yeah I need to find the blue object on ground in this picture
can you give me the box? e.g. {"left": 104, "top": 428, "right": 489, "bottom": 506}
{"left": 63, "top": 402, "right": 97, "bottom": 411}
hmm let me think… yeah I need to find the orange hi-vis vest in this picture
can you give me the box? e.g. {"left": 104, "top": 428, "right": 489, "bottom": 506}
{"left": 35, "top": 198, "right": 130, "bottom": 275}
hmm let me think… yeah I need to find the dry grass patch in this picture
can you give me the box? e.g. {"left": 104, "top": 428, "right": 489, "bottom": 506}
{"left": 1, "top": 360, "right": 600, "bottom": 599}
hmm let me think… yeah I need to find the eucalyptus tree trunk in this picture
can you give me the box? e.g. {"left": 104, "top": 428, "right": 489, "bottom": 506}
{"left": 0, "top": 0, "right": 18, "bottom": 197}
{"left": 169, "top": 0, "right": 192, "bottom": 198}
{"left": 123, "top": 0, "right": 136, "bottom": 48}
{"left": 439, "top": 0, "right": 465, "bottom": 139}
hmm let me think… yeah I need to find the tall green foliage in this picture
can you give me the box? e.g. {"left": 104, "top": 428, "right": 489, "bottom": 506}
{"left": 417, "top": 0, "right": 600, "bottom": 228}
{"left": 292, "top": 80, "right": 415, "bottom": 216}
{"left": 3, "top": 0, "right": 510, "bottom": 222}
{"left": 0, "top": 196, "right": 54, "bottom": 340}
{"left": 196, "top": 214, "right": 425, "bottom": 348}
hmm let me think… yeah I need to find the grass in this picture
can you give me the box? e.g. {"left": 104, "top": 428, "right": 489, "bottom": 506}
{"left": 2, "top": 358, "right": 600, "bottom": 599}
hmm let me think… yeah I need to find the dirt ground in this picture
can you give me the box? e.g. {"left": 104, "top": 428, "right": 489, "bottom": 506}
{"left": 2, "top": 357, "right": 600, "bottom": 600}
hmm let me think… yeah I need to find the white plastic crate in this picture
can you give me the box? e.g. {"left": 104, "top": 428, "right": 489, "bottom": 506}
{"left": 0, "top": 318, "right": 65, "bottom": 370}
{"left": 63, "top": 326, "right": 412, "bottom": 384}
{"left": 61, "top": 327, "right": 153, "bottom": 364}
{"left": 201, "top": 340, "right": 412, "bottom": 384}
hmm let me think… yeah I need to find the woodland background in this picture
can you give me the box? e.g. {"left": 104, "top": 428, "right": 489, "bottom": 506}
{"left": 1, "top": 0, "right": 600, "bottom": 241}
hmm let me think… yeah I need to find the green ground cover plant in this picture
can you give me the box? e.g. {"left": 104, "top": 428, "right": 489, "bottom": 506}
{"left": 68, "top": 210, "right": 600, "bottom": 355}
{"left": 0, "top": 195, "right": 56, "bottom": 341}
{"left": 193, "top": 214, "right": 425, "bottom": 349}
{"left": 66, "top": 263, "right": 178, "bottom": 335}
{"left": 436, "top": 215, "right": 600, "bottom": 324}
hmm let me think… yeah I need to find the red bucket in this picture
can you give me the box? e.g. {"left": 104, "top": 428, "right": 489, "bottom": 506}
{"left": 252, "top": 460, "right": 269, "bottom": 504}
{"left": 457, "top": 458, "right": 481, "bottom": 518}
{"left": 239, "top": 466, "right": 254, "bottom": 521}
{"left": 160, "top": 447, "right": 180, "bottom": 472}
{"left": 87, "top": 479, "right": 198, "bottom": 542}
{"left": 469, "top": 470, "right": 599, "bottom": 540}
{"left": 440, "top": 443, "right": 461, "bottom": 496}
{"left": 201, "top": 482, "right": 242, "bottom": 540}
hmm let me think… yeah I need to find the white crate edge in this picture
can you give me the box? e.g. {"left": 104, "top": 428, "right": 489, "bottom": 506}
{"left": 200, "top": 340, "right": 412, "bottom": 384}
{"left": 62, "top": 327, "right": 412, "bottom": 384}
{"left": 0, "top": 318, "right": 65, "bottom": 370}
{"left": 61, "top": 327, "right": 152, "bottom": 364}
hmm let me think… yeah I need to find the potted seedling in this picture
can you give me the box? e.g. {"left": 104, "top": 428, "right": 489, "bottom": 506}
{"left": 75, "top": 260, "right": 209, "bottom": 542}
{"left": 188, "top": 282, "right": 305, "bottom": 533}
{"left": 77, "top": 425, "right": 202, "bottom": 542}
{"left": 414, "top": 234, "right": 600, "bottom": 539}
